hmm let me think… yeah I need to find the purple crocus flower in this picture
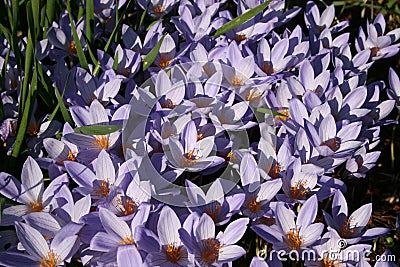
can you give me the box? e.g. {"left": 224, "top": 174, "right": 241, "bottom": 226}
{"left": 64, "top": 100, "right": 121, "bottom": 163}
{"left": 345, "top": 147, "right": 380, "bottom": 179}
{"left": 185, "top": 178, "right": 245, "bottom": 226}
{"left": 252, "top": 195, "right": 324, "bottom": 253}
{"left": 179, "top": 213, "right": 249, "bottom": 266}
{"left": 323, "top": 190, "right": 390, "bottom": 244}
{"left": 64, "top": 149, "right": 117, "bottom": 200}
{"left": 167, "top": 120, "right": 225, "bottom": 172}
{"left": 304, "top": 229, "right": 372, "bottom": 266}
{"left": 0, "top": 157, "right": 68, "bottom": 226}
{"left": 240, "top": 153, "right": 282, "bottom": 219}
{"left": 0, "top": 222, "right": 77, "bottom": 267}
{"left": 89, "top": 206, "right": 150, "bottom": 265}
{"left": 138, "top": 0, "right": 179, "bottom": 17}
{"left": 355, "top": 13, "right": 400, "bottom": 60}
{"left": 304, "top": 1, "right": 349, "bottom": 35}
{"left": 46, "top": 12, "right": 85, "bottom": 60}
{"left": 145, "top": 206, "right": 193, "bottom": 266}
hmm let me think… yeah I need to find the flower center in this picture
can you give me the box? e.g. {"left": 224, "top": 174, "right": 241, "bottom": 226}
{"left": 115, "top": 197, "right": 138, "bottom": 216}
{"left": 235, "top": 33, "right": 246, "bottom": 43}
{"left": 94, "top": 135, "right": 110, "bottom": 150}
{"left": 370, "top": 47, "right": 381, "bottom": 57}
{"left": 94, "top": 180, "right": 110, "bottom": 197}
{"left": 165, "top": 244, "right": 186, "bottom": 263}
{"left": 119, "top": 235, "right": 134, "bottom": 245}
{"left": 262, "top": 62, "right": 274, "bottom": 75}
{"left": 290, "top": 180, "right": 309, "bottom": 200}
{"left": 158, "top": 53, "right": 172, "bottom": 68}
{"left": 40, "top": 251, "right": 61, "bottom": 267}
{"left": 268, "top": 162, "right": 281, "bottom": 179}
{"left": 321, "top": 137, "right": 340, "bottom": 152}
{"left": 231, "top": 76, "right": 244, "bottom": 86}
{"left": 161, "top": 98, "right": 175, "bottom": 109}
{"left": 246, "top": 88, "right": 262, "bottom": 102}
{"left": 30, "top": 201, "right": 44, "bottom": 212}
{"left": 152, "top": 4, "right": 164, "bottom": 14}
{"left": 285, "top": 228, "right": 302, "bottom": 250}
{"left": 116, "top": 68, "right": 131, "bottom": 77}
{"left": 204, "top": 204, "right": 222, "bottom": 222}
{"left": 340, "top": 218, "right": 356, "bottom": 239}
{"left": 245, "top": 195, "right": 262, "bottom": 214}
{"left": 323, "top": 256, "right": 341, "bottom": 267}
{"left": 275, "top": 109, "right": 290, "bottom": 122}
{"left": 201, "top": 238, "right": 222, "bottom": 264}
{"left": 69, "top": 41, "right": 77, "bottom": 55}
{"left": 27, "top": 122, "right": 39, "bottom": 136}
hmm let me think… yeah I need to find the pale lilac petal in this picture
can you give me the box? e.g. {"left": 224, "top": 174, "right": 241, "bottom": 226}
{"left": 99, "top": 208, "right": 131, "bottom": 241}
{"left": 90, "top": 232, "right": 120, "bottom": 252}
{"left": 15, "top": 222, "right": 48, "bottom": 260}
{"left": 218, "top": 245, "right": 246, "bottom": 263}
{"left": 158, "top": 206, "right": 181, "bottom": 245}
{"left": 196, "top": 213, "right": 215, "bottom": 241}
{"left": 117, "top": 245, "right": 144, "bottom": 267}
{"left": 219, "top": 218, "right": 249, "bottom": 245}
{"left": 21, "top": 157, "right": 44, "bottom": 201}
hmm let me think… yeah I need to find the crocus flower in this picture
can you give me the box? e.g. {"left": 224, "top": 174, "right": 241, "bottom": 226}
{"left": 304, "top": 229, "right": 372, "bottom": 266}
{"left": 89, "top": 206, "right": 150, "bottom": 265}
{"left": 323, "top": 190, "right": 390, "bottom": 244}
{"left": 0, "top": 222, "right": 77, "bottom": 267}
{"left": 145, "top": 206, "right": 193, "bottom": 266}
{"left": 167, "top": 120, "right": 225, "bottom": 172}
{"left": 240, "top": 153, "right": 282, "bottom": 219}
{"left": 185, "top": 178, "right": 245, "bottom": 225}
{"left": 0, "top": 157, "right": 68, "bottom": 226}
{"left": 179, "top": 213, "right": 249, "bottom": 266}
{"left": 46, "top": 12, "right": 85, "bottom": 59}
{"left": 252, "top": 195, "right": 324, "bottom": 253}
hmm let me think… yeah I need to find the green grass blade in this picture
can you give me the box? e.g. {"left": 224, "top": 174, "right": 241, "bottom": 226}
{"left": 53, "top": 72, "right": 74, "bottom": 125}
{"left": 142, "top": 34, "right": 165, "bottom": 71}
{"left": 31, "top": 0, "right": 40, "bottom": 39}
{"left": 112, "top": 51, "right": 119, "bottom": 71}
{"left": 45, "top": 0, "right": 55, "bottom": 27}
{"left": 256, "top": 107, "right": 288, "bottom": 117}
{"left": 214, "top": 0, "right": 273, "bottom": 37}
{"left": 18, "top": 30, "right": 34, "bottom": 117}
{"left": 93, "top": 0, "right": 134, "bottom": 76}
{"left": 36, "top": 63, "right": 57, "bottom": 108}
{"left": 12, "top": 65, "right": 38, "bottom": 159}
{"left": 81, "top": 32, "right": 99, "bottom": 66}
{"left": 67, "top": 0, "right": 89, "bottom": 70}
{"left": 86, "top": 0, "right": 94, "bottom": 45}
{"left": 74, "top": 125, "right": 122, "bottom": 135}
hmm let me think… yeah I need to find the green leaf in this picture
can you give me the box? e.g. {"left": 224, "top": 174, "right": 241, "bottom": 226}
{"left": 214, "top": 0, "right": 273, "bottom": 37}
{"left": 142, "top": 34, "right": 165, "bottom": 71}
{"left": 67, "top": 0, "right": 89, "bottom": 70}
{"left": 81, "top": 32, "right": 99, "bottom": 65}
{"left": 31, "top": 0, "right": 40, "bottom": 39}
{"left": 256, "top": 107, "right": 288, "bottom": 117}
{"left": 93, "top": 0, "right": 134, "bottom": 76}
{"left": 45, "top": 0, "right": 55, "bottom": 27}
{"left": 74, "top": 125, "right": 122, "bottom": 135}
{"left": 52, "top": 72, "right": 73, "bottom": 125}
{"left": 112, "top": 51, "right": 119, "bottom": 71}
{"left": 18, "top": 30, "right": 34, "bottom": 117}
{"left": 12, "top": 60, "right": 38, "bottom": 159}
{"left": 86, "top": 0, "right": 94, "bottom": 45}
